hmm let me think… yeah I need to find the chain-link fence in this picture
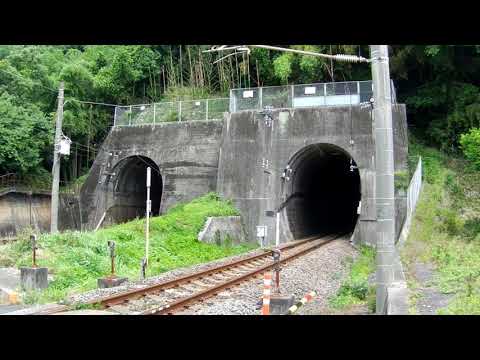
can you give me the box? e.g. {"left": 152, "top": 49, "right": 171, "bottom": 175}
{"left": 114, "top": 80, "right": 397, "bottom": 127}
{"left": 229, "top": 80, "right": 397, "bottom": 112}
{"left": 114, "top": 98, "right": 230, "bottom": 126}
{"left": 230, "top": 81, "right": 375, "bottom": 112}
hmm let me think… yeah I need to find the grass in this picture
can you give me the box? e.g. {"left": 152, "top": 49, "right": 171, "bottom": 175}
{"left": 401, "top": 133, "right": 480, "bottom": 314}
{"left": 0, "top": 192, "right": 256, "bottom": 304}
{"left": 328, "top": 245, "right": 376, "bottom": 313}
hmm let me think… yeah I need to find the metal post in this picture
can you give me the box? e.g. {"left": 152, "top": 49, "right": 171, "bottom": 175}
{"left": 50, "top": 81, "right": 64, "bottom": 234}
{"left": 291, "top": 85, "right": 294, "bottom": 108}
{"left": 205, "top": 99, "right": 209, "bottom": 120}
{"left": 324, "top": 83, "right": 327, "bottom": 105}
{"left": 129, "top": 106, "right": 132, "bottom": 126}
{"left": 178, "top": 101, "right": 182, "bottom": 122}
{"left": 153, "top": 103, "right": 156, "bottom": 126}
{"left": 259, "top": 87, "right": 263, "bottom": 109}
{"left": 108, "top": 240, "right": 116, "bottom": 277}
{"left": 30, "top": 234, "right": 37, "bottom": 268}
{"left": 275, "top": 211, "right": 280, "bottom": 246}
{"left": 272, "top": 249, "right": 281, "bottom": 294}
{"left": 145, "top": 167, "right": 151, "bottom": 268}
{"left": 113, "top": 106, "right": 117, "bottom": 127}
{"left": 28, "top": 190, "right": 32, "bottom": 229}
{"left": 370, "top": 45, "right": 396, "bottom": 315}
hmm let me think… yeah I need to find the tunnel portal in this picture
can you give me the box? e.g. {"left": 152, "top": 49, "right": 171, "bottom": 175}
{"left": 285, "top": 143, "right": 361, "bottom": 240}
{"left": 108, "top": 156, "right": 162, "bottom": 224}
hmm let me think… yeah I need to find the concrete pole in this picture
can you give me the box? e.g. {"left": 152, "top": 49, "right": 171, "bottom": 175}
{"left": 370, "top": 45, "right": 396, "bottom": 314}
{"left": 50, "top": 81, "right": 64, "bottom": 233}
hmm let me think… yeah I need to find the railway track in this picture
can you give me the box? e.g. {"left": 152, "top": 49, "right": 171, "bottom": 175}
{"left": 42, "top": 234, "right": 342, "bottom": 315}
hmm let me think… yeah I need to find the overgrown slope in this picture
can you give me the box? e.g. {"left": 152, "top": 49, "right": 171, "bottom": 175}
{"left": 402, "top": 134, "right": 480, "bottom": 314}
{"left": 0, "top": 193, "right": 256, "bottom": 304}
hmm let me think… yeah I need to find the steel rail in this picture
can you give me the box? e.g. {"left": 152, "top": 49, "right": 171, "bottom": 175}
{"left": 36, "top": 234, "right": 340, "bottom": 315}
{"left": 142, "top": 234, "right": 340, "bottom": 315}
{"left": 96, "top": 236, "right": 320, "bottom": 308}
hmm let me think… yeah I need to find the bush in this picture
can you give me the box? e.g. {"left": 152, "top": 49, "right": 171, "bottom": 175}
{"left": 460, "top": 128, "right": 480, "bottom": 170}
{"left": 437, "top": 208, "right": 465, "bottom": 236}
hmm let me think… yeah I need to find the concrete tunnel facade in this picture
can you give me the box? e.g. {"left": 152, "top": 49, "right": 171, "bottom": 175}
{"left": 80, "top": 104, "right": 408, "bottom": 246}
{"left": 284, "top": 143, "right": 361, "bottom": 240}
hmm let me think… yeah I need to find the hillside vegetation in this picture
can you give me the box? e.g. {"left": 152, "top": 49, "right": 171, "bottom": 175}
{"left": 402, "top": 134, "right": 480, "bottom": 314}
{"left": 1, "top": 45, "right": 479, "bottom": 189}
{"left": 0, "top": 193, "right": 256, "bottom": 304}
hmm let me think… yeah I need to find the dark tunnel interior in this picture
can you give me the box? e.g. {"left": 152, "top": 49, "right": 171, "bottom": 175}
{"left": 285, "top": 144, "right": 361, "bottom": 240}
{"left": 109, "top": 156, "right": 162, "bottom": 224}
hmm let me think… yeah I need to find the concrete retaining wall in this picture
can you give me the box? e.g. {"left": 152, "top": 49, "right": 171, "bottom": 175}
{"left": 80, "top": 104, "right": 408, "bottom": 247}
{"left": 217, "top": 105, "right": 408, "bottom": 245}
{"left": 198, "top": 216, "right": 247, "bottom": 245}
{"left": 0, "top": 191, "right": 80, "bottom": 238}
{"left": 80, "top": 120, "right": 224, "bottom": 230}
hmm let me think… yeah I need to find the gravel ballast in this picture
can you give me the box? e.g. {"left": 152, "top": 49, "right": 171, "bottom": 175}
{"left": 66, "top": 247, "right": 268, "bottom": 305}
{"left": 177, "top": 237, "right": 358, "bottom": 315}
{"left": 66, "top": 237, "right": 358, "bottom": 315}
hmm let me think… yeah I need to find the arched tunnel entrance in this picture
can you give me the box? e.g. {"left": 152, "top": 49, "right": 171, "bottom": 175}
{"left": 285, "top": 143, "right": 361, "bottom": 240}
{"left": 108, "top": 156, "right": 162, "bottom": 224}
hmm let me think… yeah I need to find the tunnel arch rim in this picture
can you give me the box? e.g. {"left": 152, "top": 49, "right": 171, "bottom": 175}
{"left": 106, "top": 154, "right": 164, "bottom": 223}
{"left": 282, "top": 142, "right": 362, "bottom": 241}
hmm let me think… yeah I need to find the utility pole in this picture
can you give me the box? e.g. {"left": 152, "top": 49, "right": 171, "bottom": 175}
{"left": 370, "top": 45, "right": 396, "bottom": 314}
{"left": 50, "top": 81, "right": 64, "bottom": 233}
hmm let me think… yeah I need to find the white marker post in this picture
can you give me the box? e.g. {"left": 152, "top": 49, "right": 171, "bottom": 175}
{"left": 275, "top": 212, "right": 280, "bottom": 247}
{"left": 145, "top": 167, "right": 151, "bottom": 268}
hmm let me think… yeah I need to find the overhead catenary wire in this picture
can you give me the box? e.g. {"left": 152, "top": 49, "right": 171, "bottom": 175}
{"left": 204, "top": 45, "right": 372, "bottom": 64}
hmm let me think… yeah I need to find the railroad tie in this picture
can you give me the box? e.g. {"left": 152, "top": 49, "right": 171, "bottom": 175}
{"left": 287, "top": 291, "right": 317, "bottom": 315}
{"left": 261, "top": 273, "right": 272, "bottom": 315}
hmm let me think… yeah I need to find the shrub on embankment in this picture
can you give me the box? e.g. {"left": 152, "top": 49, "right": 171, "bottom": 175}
{"left": 0, "top": 192, "right": 256, "bottom": 304}
{"left": 402, "top": 134, "right": 480, "bottom": 314}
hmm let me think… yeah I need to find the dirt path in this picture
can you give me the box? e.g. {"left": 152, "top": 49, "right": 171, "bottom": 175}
{"left": 410, "top": 262, "right": 453, "bottom": 315}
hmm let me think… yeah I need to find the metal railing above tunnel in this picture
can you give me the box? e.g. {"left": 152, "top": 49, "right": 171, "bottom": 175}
{"left": 229, "top": 80, "right": 396, "bottom": 112}
{"left": 113, "top": 98, "right": 231, "bottom": 126}
{"left": 113, "top": 80, "right": 397, "bottom": 127}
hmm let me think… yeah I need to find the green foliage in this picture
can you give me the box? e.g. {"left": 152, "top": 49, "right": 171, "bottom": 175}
{"left": 460, "top": 128, "right": 480, "bottom": 170}
{"left": 273, "top": 53, "right": 294, "bottom": 84}
{"left": 0, "top": 193, "right": 255, "bottom": 304}
{"left": 329, "top": 245, "right": 376, "bottom": 311}
{"left": 0, "top": 92, "right": 52, "bottom": 174}
{"left": 402, "top": 134, "right": 480, "bottom": 314}
{"left": 1, "top": 44, "right": 479, "bottom": 186}
{"left": 394, "top": 171, "right": 410, "bottom": 192}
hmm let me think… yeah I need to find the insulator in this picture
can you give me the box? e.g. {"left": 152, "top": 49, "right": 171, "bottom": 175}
{"left": 332, "top": 54, "right": 370, "bottom": 63}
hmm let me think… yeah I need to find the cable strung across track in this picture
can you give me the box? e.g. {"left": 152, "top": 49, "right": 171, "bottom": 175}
{"left": 39, "top": 234, "right": 343, "bottom": 315}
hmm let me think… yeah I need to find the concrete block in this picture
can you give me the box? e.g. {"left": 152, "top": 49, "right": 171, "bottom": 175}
{"left": 20, "top": 267, "right": 48, "bottom": 291}
{"left": 198, "top": 216, "right": 247, "bottom": 245}
{"left": 97, "top": 276, "right": 128, "bottom": 289}
{"left": 270, "top": 294, "right": 295, "bottom": 315}
{"left": 387, "top": 284, "right": 409, "bottom": 315}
